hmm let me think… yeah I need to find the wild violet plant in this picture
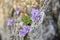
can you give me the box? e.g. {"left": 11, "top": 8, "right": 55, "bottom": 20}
{"left": 7, "top": 7, "right": 40, "bottom": 37}
{"left": 18, "top": 8, "right": 40, "bottom": 37}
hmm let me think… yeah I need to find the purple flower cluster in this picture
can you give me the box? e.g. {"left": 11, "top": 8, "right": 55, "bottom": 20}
{"left": 31, "top": 8, "right": 40, "bottom": 22}
{"left": 18, "top": 25, "right": 30, "bottom": 37}
{"left": 7, "top": 18, "right": 13, "bottom": 26}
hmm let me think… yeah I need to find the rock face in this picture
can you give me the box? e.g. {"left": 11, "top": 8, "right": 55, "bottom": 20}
{"left": 58, "top": 13, "right": 60, "bottom": 31}
{"left": 0, "top": 0, "right": 60, "bottom": 40}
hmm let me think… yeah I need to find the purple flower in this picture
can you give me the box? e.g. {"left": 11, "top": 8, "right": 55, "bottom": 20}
{"left": 7, "top": 18, "right": 13, "bottom": 26}
{"left": 31, "top": 8, "right": 40, "bottom": 21}
{"left": 16, "top": 8, "right": 19, "bottom": 14}
{"left": 18, "top": 29, "right": 27, "bottom": 37}
{"left": 18, "top": 25, "right": 30, "bottom": 37}
{"left": 22, "top": 25, "right": 31, "bottom": 31}
{"left": 31, "top": 8, "right": 40, "bottom": 16}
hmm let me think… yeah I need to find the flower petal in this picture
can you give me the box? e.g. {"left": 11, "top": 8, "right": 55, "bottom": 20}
{"left": 7, "top": 18, "right": 13, "bottom": 26}
{"left": 22, "top": 25, "right": 30, "bottom": 31}
{"left": 18, "top": 30, "right": 27, "bottom": 37}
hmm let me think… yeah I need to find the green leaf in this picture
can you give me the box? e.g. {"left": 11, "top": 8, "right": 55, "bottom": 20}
{"left": 22, "top": 15, "right": 32, "bottom": 25}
